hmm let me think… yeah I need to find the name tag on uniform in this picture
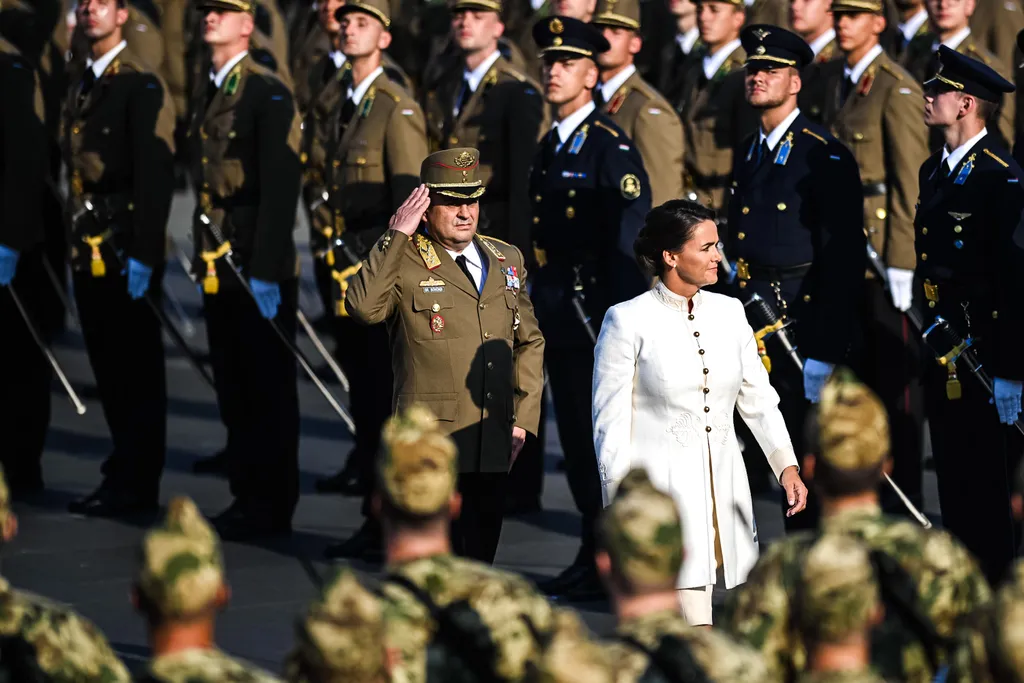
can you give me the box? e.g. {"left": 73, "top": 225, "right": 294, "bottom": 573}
{"left": 419, "top": 277, "right": 445, "bottom": 293}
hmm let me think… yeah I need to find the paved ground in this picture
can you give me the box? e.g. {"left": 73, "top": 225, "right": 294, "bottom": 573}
{"left": 4, "top": 190, "right": 942, "bottom": 675}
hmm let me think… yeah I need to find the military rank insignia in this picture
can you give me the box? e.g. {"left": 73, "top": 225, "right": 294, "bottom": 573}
{"left": 953, "top": 154, "right": 975, "bottom": 185}
{"left": 415, "top": 234, "right": 441, "bottom": 270}
{"left": 419, "top": 277, "right": 445, "bottom": 293}
{"left": 620, "top": 174, "right": 641, "bottom": 200}
{"left": 430, "top": 314, "right": 445, "bottom": 334}
{"left": 505, "top": 266, "right": 520, "bottom": 291}
{"left": 568, "top": 125, "right": 589, "bottom": 155}
{"left": 774, "top": 132, "right": 793, "bottom": 166}
{"left": 224, "top": 66, "right": 241, "bottom": 96}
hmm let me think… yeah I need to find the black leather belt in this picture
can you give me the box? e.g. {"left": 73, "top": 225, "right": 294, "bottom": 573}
{"left": 863, "top": 182, "right": 887, "bottom": 198}
{"left": 747, "top": 262, "right": 812, "bottom": 281}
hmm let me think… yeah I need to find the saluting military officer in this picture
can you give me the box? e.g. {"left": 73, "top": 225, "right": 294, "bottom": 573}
{"left": 824, "top": 0, "right": 930, "bottom": 517}
{"left": 190, "top": 0, "right": 303, "bottom": 540}
{"left": 317, "top": 0, "right": 429, "bottom": 555}
{"left": 728, "top": 25, "right": 865, "bottom": 530}
{"left": 421, "top": 0, "right": 547, "bottom": 255}
{"left": 592, "top": 0, "right": 685, "bottom": 208}
{"left": 791, "top": 0, "right": 837, "bottom": 123}
{"left": 529, "top": 16, "right": 650, "bottom": 602}
{"left": 62, "top": 0, "right": 176, "bottom": 519}
{"left": 345, "top": 150, "right": 545, "bottom": 564}
{"left": 673, "top": 0, "right": 757, "bottom": 212}
{"left": 916, "top": 47, "right": 1024, "bottom": 583}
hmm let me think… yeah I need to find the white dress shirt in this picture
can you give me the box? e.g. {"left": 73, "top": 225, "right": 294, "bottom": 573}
{"left": 934, "top": 26, "right": 972, "bottom": 52}
{"left": 942, "top": 126, "right": 988, "bottom": 173}
{"left": 348, "top": 65, "right": 384, "bottom": 105}
{"left": 211, "top": 49, "right": 249, "bottom": 87}
{"left": 899, "top": 7, "right": 928, "bottom": 44}
{"left": 844, "top": 43, "right": 883, "bottom": 85}
{"left": 551, "top": 100, "right": 595, "bottom": 153}
{"left": 677, "top": 27, "right": 700, "bottom": 55}
{"left": 703, "top": 39, "right": 741, "bottom": 81}
{"left": 329, "top": 50, "right": 347, "bottom": 69}
{"left": 454, "top": 49, "right": 501, "bottom": 116}
{"left": 599, "top": 64, "right": 636, "bottom": 104}
{"left": 444, "top": 241, "right": 486, "bottom": 292}
{"left": 760, "top": 106, "right": 802, "bottom": 151}
{"left": 86, "top": 39, "right": 127, "bottom": 78}
{"left": 809, "top": 28, "right": 836, "bottom": 57}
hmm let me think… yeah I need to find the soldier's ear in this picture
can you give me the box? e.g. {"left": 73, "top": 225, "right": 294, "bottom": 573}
{"left": 115, "top": 6, "right": 129, "bottom": 27}
{"left": 594, "top": 551, "right": 612, "bottom": 581}
{"left": 0, "top": 513, "right": 17, "bottom": 543}
{"left": 628, "top": 32, "right": 642, "bottom": 56}
{"left": 215, "top": 582, "right": 231, "bottom": 610}
{"left": 802, "top": 453, "right": 817, "bottom": 479}
{"left": 378, "top": 28, "right": 393, "bottom": 50}
{"left": 449, "top": 492, "right": 463, "bottom": 520}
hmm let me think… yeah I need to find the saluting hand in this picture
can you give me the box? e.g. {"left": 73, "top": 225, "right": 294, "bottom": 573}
{"left": 390, "top": 185, "right": 430, "bottom": 237}
{"left": 780, "top": 465, "right": 808, "bottom": 517}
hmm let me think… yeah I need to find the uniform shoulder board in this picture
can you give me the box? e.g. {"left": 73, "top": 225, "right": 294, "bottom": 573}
{"left": 801, "top": 128, "right": 828, "bottom": 144}
{"left": 983, "top": 148, "right": 1009, "bottom": 168}
{"left": 375, "top": 79, "right": 405, "bottom": 103}
{"left": 479, "top": 236, "right": 507, "bottom": 262}
{"left": 593, "top": 120, "right": 620, "bottom": 138}
{"left": 965, "top": 44, "right": 992, "bottom": 64}
{"left": 499, "top": 63, "right": 527, "bottom": 83}
{"left": 878, "top": 63, "right": 903, "bottom": 81}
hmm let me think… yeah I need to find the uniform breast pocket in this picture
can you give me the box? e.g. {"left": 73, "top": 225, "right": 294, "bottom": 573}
{"left": 410, "top": 290, "right": 459, "bottom": 341}
{"left": 345, "top": 147, "right": 384, "bottom": 184}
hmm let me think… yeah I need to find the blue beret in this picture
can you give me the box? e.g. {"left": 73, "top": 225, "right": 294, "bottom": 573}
{"left": 925, "top": 45, "right": 1015, "bottom": 102}
{"left": 532, "top": 16, "right": 610, "bottom": 60}
{"left": 740, "top": 24, "right": 814, "bottom": 70}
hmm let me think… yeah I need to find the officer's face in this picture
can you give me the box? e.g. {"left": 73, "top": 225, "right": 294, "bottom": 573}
{"left": 926, "top": 0, "right": 974, "bottom": 31}
{"left": 923, "top": 85, "right": 965, "bottom": 126}
{"left": 834, "top": 11, "right": 884, "bottom": 53}
{"left": 77, "top": 0, "right": 128, "bottom": 41}
{"left": 697, "top": 1, "right": 744, "bottom": 46}
{"left": 597, "top": 26, "right": 642, "bottom": 71}
{"left": 451, "top": 9, "right": 504, "bottom": 53}
{"left": 339, "top": 12, "right": 391, "bottom": 58}
{"left": 320, "top": 0, "right": 344, "bottom": 34}
{"left": 203, "top": 9, "right": 254, "bottom": 46}
{"left": 663, "top": 219, "right": 721, "bottom": 287}
{"left": 789, "top": 0, "right": 831, "bottom": 38}
{"left": 543, "top": 57, "right": 600, "bottom": 105}
{"left": 423, "top": 195, "right": 479, "bottom": 250}
{"left": 669, "top": 0, "right": 697, "bottom": 22}
{"left": 554, "top": 0, "right": 597, "bottom": 19}
{"left": 745, "top": 64, "right": 800, "bottom": 108}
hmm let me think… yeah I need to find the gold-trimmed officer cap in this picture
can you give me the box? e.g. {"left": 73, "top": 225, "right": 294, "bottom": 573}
{"left": 830, "top": 0, "right": 884, "bottom": 14}
{"left": 421, "top": 147, "right": 486, "bottom": 200}
{"left": 450, "top": 0, "right": 503, "bottom": 13}
{"left": 592, "top": 0, "right": 640, "bottom": 31}
{"left": 741, "top": 24, "right": 814, "bottom": 69}
{"left": 798, "top": 533, "right": 879, "bottom": 642}
{"left": 335, "top": 0, "right": 391, "bottom": 28}
{"left": 817, "top": 367, "right": 890, "bottom": 471}
{"left": 194, "top": 0, "right": 255, "bottom": 14}
{"left": 376, "top": 403, "right": 459, "bottom": 517}
{"left": 532, "top": 15, "right": 611, "bottom": 60}
{"left": 925, "top": 44, "right": 1015, "bottom": 102}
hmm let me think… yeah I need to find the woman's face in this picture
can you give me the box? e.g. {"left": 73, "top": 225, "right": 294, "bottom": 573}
{"left": 664, "top": 219, "right": 721, "bottom": 288}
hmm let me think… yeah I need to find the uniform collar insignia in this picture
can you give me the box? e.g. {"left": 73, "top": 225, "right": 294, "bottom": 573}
{"left": 568, "top": 123, "right": 590, "bottom": 155}
{"left": 359, "top": 86, "right": 376, "bottom": 118}
{"left": 953, "top": 153, "right": 975, "bottom": 185}
{"left": 415, "top": 233, "right": 442, "bottom": 270}
{"left": 224, "top": 64, "right": 242, "bottom": 96}
{"left": 774, "top": 131, "right": 794, "bottom": 165}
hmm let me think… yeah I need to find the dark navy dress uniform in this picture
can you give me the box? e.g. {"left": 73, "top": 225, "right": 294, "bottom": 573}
{"left": 728, "top": 26, "right": 866, "bottom": 530}
{"left": 528, "top": 16, "right": 651, "bottom": 596}
{"left": 915, "top": 47, "right": 1024, "bottom": 582}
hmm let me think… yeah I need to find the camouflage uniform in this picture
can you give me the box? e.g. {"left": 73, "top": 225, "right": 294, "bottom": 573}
{"left": 600, "top": 469, "right": 770, "bottom": 683}
{"left": 534, "top": 610, "right": 614, "bottom": 683}
{"left": 723, "top": 371, "right": 992, "bottom": 683}
{"left": 136, "top": 497, "right": 281, "bottom": 683}
{"left": 949, "top": 560, "right": 1024, "bottom": 683}
{"left": 795, "top": 672, "right": 887, "bottom": 683}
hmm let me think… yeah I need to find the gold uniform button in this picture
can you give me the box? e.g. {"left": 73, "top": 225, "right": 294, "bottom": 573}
{"left": 72, "top": 126, "right": 80, "bottom": 135}
{"left": 739, "top": 280, "right": 748, "bottom": 289}
{"left": 356, "top": 157, "right": 366, "bottom": 165}
{"left": 993, "top": 310, "right": 999, "bottom": 319}
{"left": 431, "top": 303, "right": 440, "bottom": 312}
{"left": 777, "top": 202, "right": 787, "bottom": 211}
{"left": 854, "top": 132, "right": 864, "bottom": 141}
{"left": 920, "top": 253, "right": 928, "bottom": 261}
{"left": 737, "top": 232, "right": 746, "bottom": 240}
{"left": 486, "top": 392, "right": 493, "bottom": 399}
{"left": 875, "top": 208, "right": 887, "bottom": 220}
{"left": 742, "top": 206, "right": 750, "bottom": 215}
{"left": 449, "top": 136, "right": 459, "bottom": 145}
{"left": 954, "top": 225, "right": 962, "bottom": 233}
{"left": 333, "top": 160, "right": 341, "bottom": 168}
{"left": 534, "top": 195, "right": 542, "bottom": 202}
{"left": 533, "top": 217, "right": 540, "bottom": 224}
{"left": 478, "top": 303, "right": 485, "bottom": 309}
{"left": 928, "top": 301, "right": 936, "bottom": 308}
{"left": 705, "top": 426, "right": 712, "bottom": 433}
{"left": 568, "top": 189, "right": 576, "bottom": 198}
{"left": 566, "top": 206, "right": 575, "bottom": 219}
{"left": 487, "top": 361, "right": 494, "bottom": 369}
{"left": 921, "top": 227, "right": 928, "bottom": 235}
{"left": 803, "top": 294, "right": 811, "bottom": 302}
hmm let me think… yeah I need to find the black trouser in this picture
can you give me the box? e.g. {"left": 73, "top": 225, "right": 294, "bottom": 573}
{"left": 452, "top": 472, "right": 507, "bottom": 564}
{"left": 858, "top": 278, "right": 925, "bottom": 513}
{"left": 926, "top": 364, "right": 1021, "bottom": 584}
{"left": 336, "top": 315, "right": 393, "bottom": 482}
{"left": 0, "top": 252, "right": 53, "bottom": 491}
{"left": 74, "top": 268, "right": 166, "bottom": 499}
{"left": 546, "top": 345, "right": 602, "bottom": 557}
{"left": 205, "top": 279, "right": 300, "bottom": 525}
{"left": 507, "top": 401, "right": 546, "bottom": 505}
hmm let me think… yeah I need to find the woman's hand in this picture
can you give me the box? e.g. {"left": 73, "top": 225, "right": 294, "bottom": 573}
{"left": 780, "top": 465, "right": 808, "bottom": 517}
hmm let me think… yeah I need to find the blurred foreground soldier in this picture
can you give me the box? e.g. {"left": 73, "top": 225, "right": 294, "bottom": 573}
{"left": 134, "top": 497, "right": 281, "bottom": 682}
{"left": 344, "top": 150, "right": 545, "bottom": 563}
{"left": 675, "top": 0, "right": 756, "bottom": 212}
{"left": 724, "top": 369, "right": 992, "bottom": 682}
{"left": 0, "top": 466, "right": 131, "bottom": 681}
{"left": 592, "top": 0, "right": 685, "bottom": 207}
{"left": 0, "top": 37, "right": 50, "bottom": 496}
{"left": 916, "top": 46, "right": 1024, "bottom": 582}
{"left": 63, "top": 0, "right": 176, "bottom": 519}
{"left": 285, "top": 567, "right": 386, "bottom": 683}
{"left": 317, "top": 0, "right": 427, "bottom": 554}
{"left": 825, "top": 0, "right": 929, "bottom": 516}
{"left": 729, "top": 24, "right": 864, "bottom": 529}
{"left": 795, "top": 534, "right": 885, "bottom": 683}
{"left": 191, "top": 0, "right": 302, "bottom": 540}
{"left": 598, "top": 468, "right": 771, "bottom": 683}
{"left": 791, "top": 0, "right": 836, "bottom": 123}
{"left": 532, "top": 611, "right": 614, "bottom": 683}
{"left": 529, "top": 16, "right": 650, "bottom": 602}
{"left": 949, "top": 560, "right": 1024, "bottom": 682}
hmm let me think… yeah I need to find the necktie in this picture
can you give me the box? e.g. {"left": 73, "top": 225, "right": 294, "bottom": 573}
{"left": 206, "top": 77, "right": 218, "bottom": 106}
{"left": 79, "top": 68, "right": 96, "bottom": 104}
{"left": 454, "top": 77, "right": 472, "bottom": 117}
{"left": 594, "top": 86, "right": 606, "bottom": 109}
{"left": 338, "top": 97, "right": 357, "bottom": 138}
{"left": 754, "top": 139, "right": 770, "bottom": 166}
{"left": 936, "top": 159, "right": 952, "bottom": 187}
{"left": 455, "top": 254, "right": 477, "bottom": 292}
{"left": 840, "top": 75, "right": 856, "bottom": 107}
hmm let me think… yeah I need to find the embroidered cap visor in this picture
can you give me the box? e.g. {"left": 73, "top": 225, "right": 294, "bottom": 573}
{"left": 195, "top": 0, "right": 255, "bottom": 13}
{"left": 592, "top": 0, "right": 641, "bottom": 30}
{"left": 335, "top": 0, "right": 391, "bottom": 28}
{"left": 421, "top": 147, "right": 487, "bottom": 200}
{"left": 451, "top": 0, "right": 503, "bottom": 12}
{"left": 924, "top": 44, "right": 1015, "bottom": 102}
{"left": 829, "top": 0, "right": 884, "bottom": 13}
{"left": 740, "top": 24, "right": 814, "bottom": 70}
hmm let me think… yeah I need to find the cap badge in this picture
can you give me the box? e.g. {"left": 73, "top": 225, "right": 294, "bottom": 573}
{"left": 550, "top": 17, "right": 564, "bottom": 33}
{"left": 756, "top": 45, "right": 766, "bottom": 55}
{"left": 752, "top": 28, "right": 771, "bottom": 41}
{"left": 453, "top": 151, "right": 475, "bottom": 168}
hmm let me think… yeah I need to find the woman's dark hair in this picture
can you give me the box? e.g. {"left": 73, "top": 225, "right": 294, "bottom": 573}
{"left": 633, "top": 199, "right": 717, "bottom": 277}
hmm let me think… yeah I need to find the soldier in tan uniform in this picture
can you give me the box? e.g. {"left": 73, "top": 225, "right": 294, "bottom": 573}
{"left": 746, "top": 0, "right": 790, "bottom": 26}
{"left": 902, "top": 0, "right": 1015, "bottom": 149}
{"left": 969, "top": 0, "right": 1023, "bottom": 79}
{"left": 791, "top": 0, "right": 837, "bottom": 123}
{"left": 891, "top": 0, "right": 929, "bottom": 61}
{"left": 674, "top": 0, "right": 757, "bottom": 212}
{"left": 592, "top": 0, "right": 685, "bottom": 207}
{"left": 345, "top": 150, "right": 545, "bottom": 564}
{"left": 317, "top": 0, "right": 429, "bottom": 554}
{"left": 824, "top": 0, "right": 928, "bottom": 520}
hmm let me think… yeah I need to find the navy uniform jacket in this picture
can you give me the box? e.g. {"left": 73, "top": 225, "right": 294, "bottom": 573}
{"left": 727, "top": 111, "right": 865, "bottom": 363}
{"left": 915, "top": 135, "right": 1024, "bottom": 380}
{"left": 528, "top": 108, "right": 650, "bottom": 348}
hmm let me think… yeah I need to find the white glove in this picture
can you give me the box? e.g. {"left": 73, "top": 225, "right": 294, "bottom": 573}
{"left": 993, "top": 378, "right": 1023, "bottom": 425}
{"left": 803, "top": 358, "right": 835, "bottom": 403}
{"left": 886, "top": 267, "right": 914, "bottom": 312}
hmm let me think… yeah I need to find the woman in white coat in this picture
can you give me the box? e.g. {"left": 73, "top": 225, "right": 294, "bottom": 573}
{"left": 592, "top": 200, "right": 808, "bottom": 626}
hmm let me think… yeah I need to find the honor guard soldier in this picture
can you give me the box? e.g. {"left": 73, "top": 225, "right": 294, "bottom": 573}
{"left": 421, "top": 0, "right": 547, "bottom": 254}
{"left": 344, "top": 151, "right": 545, "bottom": 564}
{"left": 63, "top": 0, "right": 176, "bottom": 519}
{"left": 317, "top": 0, "right": 429, "bottom": 556}
{"left": 191, "top": 0, "right": 303, "bottom": 540}
{"left": 791, "top": 0, "right": 837, "bottom": 123}
{"left": 824, "top": 0, "right": 929, "bottom": 516}
{"left": 916, "top": 46, "right": 1024, "bottom": 583}
{"left": 892, "top": 0, "right": 928, "bottom": 61}
{"left": 728, "top": 25, "right": 865, "bottom": 530}
{"left": 0, "top": 37, "right": 50, "bottom": 496}
{"left": 674, "top": 0, "right": 757, "bottom": 212}
{"left": 726, "top": 372, "right": 992, "bottom": 682}
{"left": 529, "top": 16, "right": 650, "bottom": 602}
{"left": 599, "top": 469, "right": 771, "bottom": 683}
{"left": 653, "top": 0, "right": 700, "bottom": 97}
{"left": 592, "top": 0, "right": 685, "bottom": 208}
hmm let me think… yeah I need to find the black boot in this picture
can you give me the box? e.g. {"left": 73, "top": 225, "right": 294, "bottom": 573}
{"left": 192, "top": 449, "right": 229, "bottom": 476}
{"left": 324, "top": 521, "right": 382, "bottom": 562}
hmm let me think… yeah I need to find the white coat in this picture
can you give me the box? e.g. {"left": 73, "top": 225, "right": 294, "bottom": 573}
{"left": 592, "top": 282, "right": 797, "bottom": 590}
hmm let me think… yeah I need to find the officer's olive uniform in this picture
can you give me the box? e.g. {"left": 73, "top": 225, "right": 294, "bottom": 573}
{"left": 799, "top": 38, "right": 837, "bottom": 124}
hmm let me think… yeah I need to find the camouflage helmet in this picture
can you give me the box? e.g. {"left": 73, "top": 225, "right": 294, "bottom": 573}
{"left": 377, "top": 404, "right": 458, "bottom": 517}
{"left": 798, "top": 534, "right": 879, "bottom": 642}
{"left": 534, "top": 610, "right": 613, "bottom": 683}
{"left": 290, "top": 567, "right": 386, "bottom": 683}
{"left": 599, "top": 467, "right": 683, "bottom": 590}
{"left": 817, "top": 367, "right": 890, "bottom": 471}
{"left": 137, "top": 496, "right": 224, "bottom": 618}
